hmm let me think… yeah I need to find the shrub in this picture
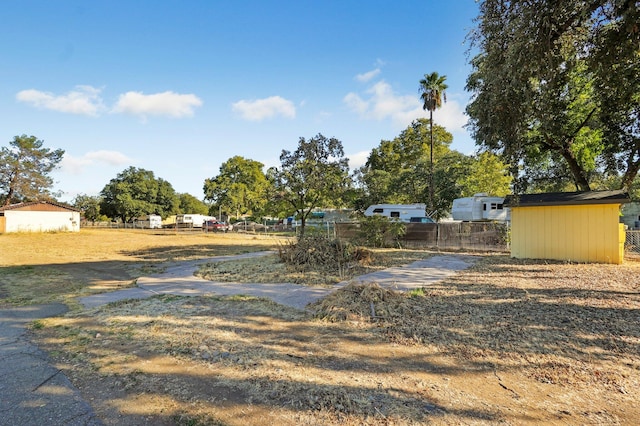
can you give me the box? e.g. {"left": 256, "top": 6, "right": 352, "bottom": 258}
{"left": 356, "top": 215, "right": 406, "bottom": 248}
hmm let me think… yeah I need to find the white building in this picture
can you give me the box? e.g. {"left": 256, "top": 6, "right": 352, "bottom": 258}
{"left": 0, "top": 201, "right": 80, "bottom": 233}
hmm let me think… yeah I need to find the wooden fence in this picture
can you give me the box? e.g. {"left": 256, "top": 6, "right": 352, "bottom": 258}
{"left": 335, "top": 221, "right": 509, "bottom": 252}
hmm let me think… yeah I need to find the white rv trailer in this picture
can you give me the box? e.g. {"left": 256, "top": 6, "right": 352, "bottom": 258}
{"left": 363, "top": 203, "right": 430, "bottom": 222}
{"left": 176, "top": 214, "right": 215, "bottom": 228}
{"left": 451, "top": 194, "right": 509, "bottom": 222}
{"left": 134, "top": 214, "right": 163, "bottom": 229}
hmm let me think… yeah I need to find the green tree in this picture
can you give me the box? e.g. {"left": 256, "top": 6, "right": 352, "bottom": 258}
{"left": 0, "top": 135, "right": 64, "bottom": 205}
{"left": 177, "top": 193, "right": 209, "bottom": 215}
{"left": 100, "top": 167, "right": 178, "bottom": 223}
{"left": 431, "top": 151, "right": 468, "bottom": 219}
{"left": 591, "top": 11, "right": 640, "bottom": 190}
{"left": 457, "top": 152, "right": 512, "bottom": 197}
{"left": 466, "top": 0, "right": 640, "bottom": 193}
{"left": 72, "top": 194, "right": 103, "bottom": 223}
{"left": 203, "top": 156, "right": 271, "bottom": 219}
{"left": 356, "top": 119, "right": 454, "bottom": 218}
{"left": 419, "top": 72, "right": 448, "bottom": 210}
{"left": 271, "top": 134, "right": 350, "bottom": 236}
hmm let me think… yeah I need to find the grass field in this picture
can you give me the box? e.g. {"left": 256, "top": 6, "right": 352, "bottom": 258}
{"left": 0, "top": 228, "right": 280, "bottom": 307}
{"left": 2, "top": 229, "right": 640, "bottom": 425}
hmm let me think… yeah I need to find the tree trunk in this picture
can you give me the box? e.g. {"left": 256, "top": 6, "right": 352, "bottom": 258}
{"left": 299, "top": 216, "right": 306, "bottom": 238}
{"left": 621, "top": 156, "right": 640, "bottom": 191}
{"left": 429, "top": 112, "right": 435, "bottom": 213}
{"left": 559, "top": 146, "right": 591, "bottom": 191}
{"left": 543, "top": 135, "right": 591, "bottom": 191}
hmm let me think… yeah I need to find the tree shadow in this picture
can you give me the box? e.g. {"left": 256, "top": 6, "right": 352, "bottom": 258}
{"left": 30, "top": 294, "right": 507, "bottom": 425}
{"left": 117, "top": 244, "right": 275, "bottom": 262}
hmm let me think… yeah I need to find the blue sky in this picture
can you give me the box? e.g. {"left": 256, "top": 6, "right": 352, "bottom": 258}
{"left": 1, "top": 1, "right": 480, "bottom": 202}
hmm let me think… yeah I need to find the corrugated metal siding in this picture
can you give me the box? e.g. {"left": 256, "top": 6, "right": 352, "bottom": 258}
{"left": 511, "top": 204, "right": 623, "bottom": 264}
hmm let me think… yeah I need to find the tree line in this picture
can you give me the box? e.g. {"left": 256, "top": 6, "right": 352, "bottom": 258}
{"left": 3, "top": 0, "right": 639, "bottom": 229}
{"left": 0, "top": 122, "right": 512, "bottom": 235}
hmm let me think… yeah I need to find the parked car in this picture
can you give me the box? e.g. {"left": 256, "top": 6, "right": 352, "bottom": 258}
{"left": 233, "top": 221, "right": 268, "bottom": 232}
{"left": 203, "top": 220, "right": 232, "bottom": 232}
{"left": 409, "top": 216, "right": 435, "bottom": 223}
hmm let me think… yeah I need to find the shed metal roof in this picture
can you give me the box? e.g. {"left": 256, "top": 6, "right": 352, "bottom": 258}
{"left": 504, "top": 190, "right": 630, "bottom": 207}
{"left": 0, "top": 200, "right": 80, "bottom": 212}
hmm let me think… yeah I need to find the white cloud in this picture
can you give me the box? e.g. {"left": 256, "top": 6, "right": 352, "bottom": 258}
{"left": 16, "top": 85, "right": 104, "bottom": 116}
{"left": 232, "top": 96, "right": 296, "bottom": 121}
{"left": 347, "top": 150, "right": 370, "bottom": 170}
{"left": 355, "top": 68, "right": 381, "bottom": 83}
{"left": 16, "top": 86, "right": 203, "bottom": 119}
{"left": 343, "top": 93, "right": 368, "bottom": 115}
{"left": 112, "top": 91, "right": 202, "bottom": 118}
{"left": 424, "top": 99, "right": 468, "bottom": 131}
{"left": 368, "top": 81, "right": 418, "bottom": 121}
{"left": 344, "top": 80, "right": 469, "bottom": 132}
{"left": 61, "top": 150, "right": 133, "bottom": 174}
{"left": 84, "top": 150, "right": 133, "bottom": 165}
{"left": 344, "top": 80, "right": 417, "bottom": 125}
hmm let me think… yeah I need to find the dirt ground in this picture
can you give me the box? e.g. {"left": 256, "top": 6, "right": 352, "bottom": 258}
{"left": 2, "top": 230, "right": 639, "bottom": 425}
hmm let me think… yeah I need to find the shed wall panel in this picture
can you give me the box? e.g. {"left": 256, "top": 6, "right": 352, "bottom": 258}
{"left": 4, "top": 211, "right": 80, "bottom": 233}
{"left": 510, "top": 204, "right": 623, "bottom": 264}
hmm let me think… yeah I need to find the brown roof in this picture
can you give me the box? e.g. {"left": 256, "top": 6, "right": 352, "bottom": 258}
{"left": 504, "top": 190, "right": 630, "bottom": 207}
{"left": 0, "top": 200, "right": 80, "bottom": 212}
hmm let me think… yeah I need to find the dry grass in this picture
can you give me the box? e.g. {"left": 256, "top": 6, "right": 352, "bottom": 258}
{"left": 196, "top": 249, "right": 430, "bottom": 286}
{"left": 0, "top": 228, "right": 281, "bottom": 265}
{"left": 313, "top": 257, "right": 640, "bottom": 393}
{"left": 28, "top": 248, "right": 640, "bottom": 425}
{"left": 5, "top": 230, "right": 640, "bottom": 424}
{"left": 0, "top": 228, "right": 281, "bottom": 306}
{"left": 37, "top": 295, "right": 454, "bottom": 425}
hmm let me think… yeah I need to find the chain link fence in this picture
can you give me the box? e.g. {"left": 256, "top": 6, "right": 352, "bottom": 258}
{"left": 625, "top": 230, "right": 640, "bottom": 259}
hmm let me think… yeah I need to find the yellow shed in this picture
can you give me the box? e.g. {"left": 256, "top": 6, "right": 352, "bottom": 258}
{"left": 504, "top": 190, "right": 630, "bottom": 264}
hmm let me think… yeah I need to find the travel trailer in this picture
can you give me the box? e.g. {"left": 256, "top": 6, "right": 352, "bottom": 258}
{"left": 363, "top": 204, "right": 432, "bottom": 223}
{"left": 451, "top": 194, "right": 509, "bottom": 222}
{"left": 134, "top": 214, "right": 163, "bottom": 229}
{"left": 175, "top": 214, "right": 215, "bottom": 228}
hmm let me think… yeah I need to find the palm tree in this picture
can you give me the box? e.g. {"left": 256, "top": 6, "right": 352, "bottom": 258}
{"left": 419, "top": 72, "right": 448, "bottom": 214}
